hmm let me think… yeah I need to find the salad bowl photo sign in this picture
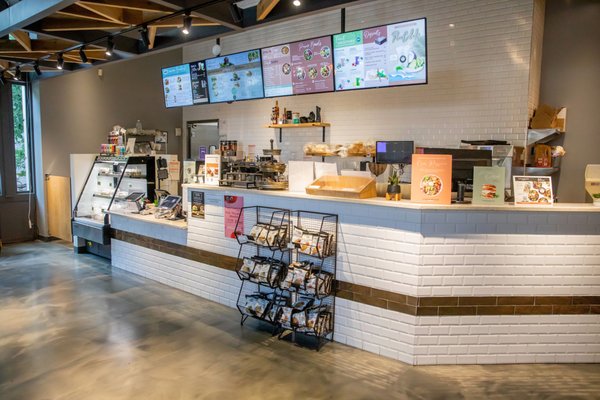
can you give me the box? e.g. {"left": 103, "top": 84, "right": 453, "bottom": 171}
{"left": 513, "top": 176, "right": 553, "bottom": 205}
{"left": 472, "top": 166, "right": 506, "bottom": 205}
{"left": 411, "top": 154, "right": 452, "bottom": 204}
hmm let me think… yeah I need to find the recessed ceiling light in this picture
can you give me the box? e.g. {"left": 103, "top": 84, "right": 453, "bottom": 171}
{"left": 449, "top": 23, "right": 455, "bottom": 28}
{"left": 293, "top": 0, "right": 301, "bottom": 6}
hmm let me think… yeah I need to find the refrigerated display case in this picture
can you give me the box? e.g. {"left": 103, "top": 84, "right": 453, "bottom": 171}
{"left": 72, "top": 155, "right": 155, "bottom": 258}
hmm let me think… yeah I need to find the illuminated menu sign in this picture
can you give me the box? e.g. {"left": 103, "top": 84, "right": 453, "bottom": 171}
{"left": 189, "top": 61, "right": 209, "bottom": 104}
{"left": 161, "top": 64, "right": 193, "bottom": 108}
{"left": 262, "top": 35, "right": 334, "bottom": 97}
{"left": 333, "top": 18, "right": 427, "bottom": 91}
{"left": 206, "top": 50, "right": 264, "bottom": 103}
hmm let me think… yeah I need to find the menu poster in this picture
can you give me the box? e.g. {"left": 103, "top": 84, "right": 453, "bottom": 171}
{"left": 191, "top": 191, "right": 205, "bottom": 219}
{"left": 333, "top": 18, "right": 427, "bottom": 91}
{"left": 262, "top": 36, "right": 334, "bottom": 97}
{"left": 206, "top": 50, "right": 264, "bottom": 103}
{"left": 162, "top": 64, "right": 194, "bottom": 108}
{"left": 183, "top": 160, "right": 197, "bottom": 184}
{"left": 189, "top": 61, "right": 209, "bottom": 104}
{"left": 513, "top": 176, "right": 553, "bottom": 205}
{"left": 205, "top": 154, "right": 221, "bottom": 186}
{"left": 410, "top": 154, "right": 452, "bottom": 204}
{"left": 472, "top": 166, "right": 506, "bottom": 205}
{"left": 224, "top": 195, "right": 243, "bottom": 238}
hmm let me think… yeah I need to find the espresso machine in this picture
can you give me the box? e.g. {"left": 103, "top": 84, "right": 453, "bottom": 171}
{"left": 220, "top": 140, "right": 288, "bottom": 190}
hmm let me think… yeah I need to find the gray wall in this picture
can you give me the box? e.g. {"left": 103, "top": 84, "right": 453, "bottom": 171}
{"left": 32, "top": 48, "right": 182, "bottom": 236}
{"left": 36, "top": 48, "right": 183, "bottom": 178}
{"left": 540, "top": 0, "right": 600, "bottom": 202}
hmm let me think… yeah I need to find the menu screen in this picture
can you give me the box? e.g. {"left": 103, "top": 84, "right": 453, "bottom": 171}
{"left": 162, "top": 64, "right": 194, "bottom": 108}
{"left": 206, "top": 50, "right": 264, "bottom": 103}
{"left": 333, "top": 18, "right": 427, "bottom": 91}
{"left": 189, "top": 61, "right": 209, "bottom": 105}
{"left": 262, "top": 36, "right": 334, "bottom": 97}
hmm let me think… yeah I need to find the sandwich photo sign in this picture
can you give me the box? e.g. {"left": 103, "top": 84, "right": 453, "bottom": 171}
{"left": 472, "top": 166, "right": 505, "bottom": 205}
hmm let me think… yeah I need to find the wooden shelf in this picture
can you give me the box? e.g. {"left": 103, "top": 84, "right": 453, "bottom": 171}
{"left": 267, "top": 122, "right": 331, "bottom": 143}
{"left": 267, "top": 123, "right": 330, "bottom": 128}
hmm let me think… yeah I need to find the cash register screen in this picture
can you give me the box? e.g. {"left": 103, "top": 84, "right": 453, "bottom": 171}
{"left": 159, "top": 195, "right": 181, "bottom": 210}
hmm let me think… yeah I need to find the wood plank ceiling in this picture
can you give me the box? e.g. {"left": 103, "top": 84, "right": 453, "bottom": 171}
{"left": 0, "top": 0, "right": 363, "bottom": 76}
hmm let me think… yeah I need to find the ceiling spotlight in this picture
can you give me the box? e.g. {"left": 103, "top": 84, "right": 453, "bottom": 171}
{"left": 79, "top": 46, "right": 89, "bottom": 63}
{"left": 140, "top": 25, "right": 150, "bottom": 48}
{"left": 182, "top": 12, "right": 192, "bottom": 35}
{"left": 57, "top": 54, "right": 64, "bottom": 70}
{"left": 34, "top": 61, "right": 42, "bottom": 76}
{"left": 106, "top": 37, "right": 115, "bottom": 56}
{"left": 293, "top": 0, "right": 301, "bottom": 6}
{"left": 15, "top": 65, "right": 22, "bottom": 80}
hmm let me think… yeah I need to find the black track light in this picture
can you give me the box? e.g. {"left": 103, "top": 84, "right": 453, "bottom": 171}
{"left": 140, "top": 25, "right": 150, "bottom": 48}
{"left": 228, "top": 2, "right": 242, "bottom": 23}
{"left": 106, "top": 37, "right": 115, "bottom": 56}
{"left": 57, "top": 54, "right": 64, "bottom": 70}
{"left": 79, "top": 46, "right": 89, "bottom": 63}
{"left": 15, "top": 65, "right": 22, "bottom": 80}
{"left": 34, "top": 61, "right": 42, "bottom": 76}
{"left": 182, "top": 12, "right": 192, "bottom": 35}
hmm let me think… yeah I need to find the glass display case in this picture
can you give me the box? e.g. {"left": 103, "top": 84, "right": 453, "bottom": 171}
{"left": 72, "top": 155, "right": 155, "bottom": 258}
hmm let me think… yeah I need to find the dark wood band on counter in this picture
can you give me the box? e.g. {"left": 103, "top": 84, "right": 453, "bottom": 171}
{"left": 112, "top": 229, "right": 238, "bottom": 271}
{"left": 112, "top": 229, "right": 600, "bottom": 316}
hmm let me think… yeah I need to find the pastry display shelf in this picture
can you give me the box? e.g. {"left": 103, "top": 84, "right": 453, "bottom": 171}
{"left": 267, "top": 123, "right": 331, "bottom": 143}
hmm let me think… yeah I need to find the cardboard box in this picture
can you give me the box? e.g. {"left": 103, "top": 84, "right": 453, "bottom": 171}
{"left": 530, "top": 104, "right": 567, "bottom": 131}
{"left": 530, "top": 104, "right": 558, "bottom": 129}
{"left": 534, "top": 144, "right": 552, "bottom": 167}
{"left": 513, "top": 146, "right": 526, "bottom": 166}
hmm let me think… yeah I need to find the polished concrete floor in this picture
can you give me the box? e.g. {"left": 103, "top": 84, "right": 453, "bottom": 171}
{"left": 1, "top": 241, "right": 599, "bottom": 400}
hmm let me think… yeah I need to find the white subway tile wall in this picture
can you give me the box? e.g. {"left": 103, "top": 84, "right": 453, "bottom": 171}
{"left": 182, "top": 0, "right": 535, "bottom": 158}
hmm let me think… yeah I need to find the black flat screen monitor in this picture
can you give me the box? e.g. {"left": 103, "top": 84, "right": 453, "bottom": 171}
{"left": 205, "top": 49, "right": 264, "bottom": 103}
{"left": 262, "top": 35, "right": 334, "bottom": 98}
{"left": 376, "top": 141, "right": 414, "bottom": 164}
{"left": 333, "top": 18, "right": 427, "bottom": 91}
{"left": 422, "top": 148, "right": 492, "bottom": 193}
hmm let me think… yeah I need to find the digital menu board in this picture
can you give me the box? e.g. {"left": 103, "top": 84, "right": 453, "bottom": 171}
{"left": 162, "top": 64, "right": 194, "bottom": 108}
{"left": 262, "top": 36, "right": 334, "bottom": 97}
{"left": 333, "top": 18, "right": 427, "bottom": 91}
{"left": 205, "top": 50, "right": 264, "bottom": 103}
{"left": 189, "top": 61, "right": 209, "bottom": 105}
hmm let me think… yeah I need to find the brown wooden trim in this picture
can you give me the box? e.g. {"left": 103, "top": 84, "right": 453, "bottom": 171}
{"left": 111, "top": 229, "right": 600, "bottom": 317}
{"left": 112, "top": 229, "right": 238, "bottom": 271}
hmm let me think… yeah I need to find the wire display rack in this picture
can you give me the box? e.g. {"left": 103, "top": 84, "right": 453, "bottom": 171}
{"left": 234, "top": 206, "right": 338, "bottom": 351}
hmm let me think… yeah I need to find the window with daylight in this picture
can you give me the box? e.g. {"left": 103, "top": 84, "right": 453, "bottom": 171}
{"left": 12, "top": 84, "right": 31, "bottom": 193}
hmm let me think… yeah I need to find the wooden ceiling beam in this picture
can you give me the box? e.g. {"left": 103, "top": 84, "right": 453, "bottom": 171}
{"left": 0, "top": 38, "right": 94, "bottom": 52}
{"left": 148, "top": 16, "right": 218, "bottom": 28}
{"left": 147, "top": 25, "right": 157, "bottom": 49}
{"left": 257, "top": 0, "right": 280, "bottom": 21}
{"left": 11, "top": 30, "right": 32, "bottom": 51}
{"left": 76, "top": 2, "right": 125, "bottom": 24}
{"left": 40, "top": 18, "right": 127, "bottom": 31}
{"left": 149, "top": 0, "right": 241, "bottom": 31}
{"left": 77, "top": 0, "right": 173, "bottom": 13}
{"left": 56, "top": 4, "right": 116, "bottom": 22}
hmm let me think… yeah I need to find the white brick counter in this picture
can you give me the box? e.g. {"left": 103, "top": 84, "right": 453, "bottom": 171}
{"left": 112, "top": 184, "right": 600, "bottom": 365}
